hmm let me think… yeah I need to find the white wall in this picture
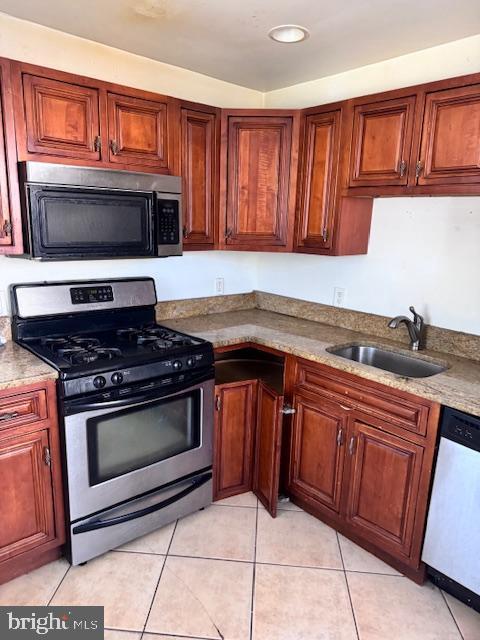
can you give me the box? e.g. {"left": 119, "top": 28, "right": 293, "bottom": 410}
{"left": 0, "top": 252, "right": 257, "bottom": 314}
{"left": 256, "top": 198, "right": 480, "bottom": 335}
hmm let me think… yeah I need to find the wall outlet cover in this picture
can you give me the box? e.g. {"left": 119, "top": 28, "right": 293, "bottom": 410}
{"left": 333, "top": 287, "right": 347, "bottom": 307}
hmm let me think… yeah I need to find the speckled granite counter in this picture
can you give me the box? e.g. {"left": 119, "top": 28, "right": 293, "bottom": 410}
{"left": 0, "top": 342, "right": 57, "bottom": 392}
{"left": 164, "top": 309, "right": 480, "bottom": 418}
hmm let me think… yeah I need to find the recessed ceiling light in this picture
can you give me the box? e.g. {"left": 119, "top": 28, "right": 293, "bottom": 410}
{"left": 268, "top": 24, "right": 309, "bottom": 44}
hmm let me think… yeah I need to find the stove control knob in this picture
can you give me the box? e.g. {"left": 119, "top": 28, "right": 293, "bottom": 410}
{"left": 111, "top": 372, "right": 124, "bottom": 385}
{"left": 186, "top": 357, "right": 195, "bottom": 368}
{"left": 93, "top": 375, "right": 107, "bottom": 389}
{"left": 172, "top": 360, "right": 183, "bottom": 370}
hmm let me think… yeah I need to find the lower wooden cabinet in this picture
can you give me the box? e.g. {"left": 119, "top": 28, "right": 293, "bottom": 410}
{"left": 213, "top": 378, "right": 284, "bottom": 516}
{"left": 286, "top": 358, "right": 440, "bottom": 582}
{"left": 0, "top": 380, "right": 65, "bottom": 584}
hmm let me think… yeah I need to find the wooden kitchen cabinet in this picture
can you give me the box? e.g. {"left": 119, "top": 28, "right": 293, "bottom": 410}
{"left": 344, "top": 415, "right": 424, "bottom": 560}
{"left": 416, "top": 83, "right": 480, "bottom": 186}
{"left": 295, "top": 103, "right": 373, "bottom": 255}
{"left": 0, "top": 59, "right": 22, "bottom": 254}
{"left": 349, "top": 96, "right": 416, "bottom": 187}
{"left": 180, "top": 103, "right": 219, "bottom": 249}
{"left": 220, "top": 110, "right": 299, "bottom": 251}
{"left": 0, "top": 380, "right": 65, "bottom": 585}
{"left": 107, "top": 92, "right": 169, "bottom": 170}
{"left": 288, "top": 390, "right": 347, "bottom": 516}
{"left": 213, "top": 379, "right": 257, "bottom": 499}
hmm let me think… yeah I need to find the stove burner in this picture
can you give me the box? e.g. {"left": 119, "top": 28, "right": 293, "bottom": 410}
{"left": 69, "top": 336, "right": 101, "bottom": 349}
{"left": 58, "top": 345, "right": 122, "bottom": 365}
{"left": 42, "top": 337, "right": 71, "bottom": 350}
{"left": 152, "top": 339, "right": 174, "bottom": 351}
{"left": 116, "top": 326, "right": 194, "bottom": 347}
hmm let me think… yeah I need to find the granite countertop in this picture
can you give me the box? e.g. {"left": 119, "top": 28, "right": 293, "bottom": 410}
{"left": 0, "top": 342, "right": 57, "bottom": 392}
{"left": 164, "top": 309, "right": 480, "bottom": 418}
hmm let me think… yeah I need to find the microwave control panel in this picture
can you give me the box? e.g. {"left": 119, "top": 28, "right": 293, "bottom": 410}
{"left": 70, "top": 286, "right": 114, "bottom": 304}
{"left": 157, "top": 199, "right": 180, "bottom": 244}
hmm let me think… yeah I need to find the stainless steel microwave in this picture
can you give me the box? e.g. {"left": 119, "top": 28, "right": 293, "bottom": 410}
{"left": 17, "top": 162, "right": 182, "bottom": 260}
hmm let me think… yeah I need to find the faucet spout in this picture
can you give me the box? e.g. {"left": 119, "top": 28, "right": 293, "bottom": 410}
{"left": 388, "top": 307, "right": 425, "bottom": 351}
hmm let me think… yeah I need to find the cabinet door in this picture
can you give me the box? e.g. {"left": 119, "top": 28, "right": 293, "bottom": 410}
{"left": 107, "top": 92, "right": 169, "bottom": 170}
{"left": 253, "top": 381, "right": 284, "bottom": 517}
{"left": 417, "top": 84, "right": 480, "bottom": 185}
{"left": 22, "top": 74, "right": 101, "bottom": 161}
{"left": 181, "top": 107, "right": 217, "bottom": 247}
{"left": 349, "top": 96, "right": 416, "bottom": 186}
{"left": 295, "top": 110, "right": 341, "bottom": 250}
{"left": 0, "top": 59, "right": 20, "bottom": 251}
{"left": 288, "top": 392, "right": 347, "bottom": 515}
{"left": 0, "top": 429, "right": 55, "bottom": 562}
{"left": 213, "top": 380, "right": 257, "bottom": 500}
{"left": 224, "top": 114, "right": 295, "bottom": 250}
{"left": 344, "top": 417, "right": 424, "bottom": 559}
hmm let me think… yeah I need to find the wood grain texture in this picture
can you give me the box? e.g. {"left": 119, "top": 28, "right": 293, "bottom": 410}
{"left": 0, "top": 388, "right": 48, "bottom": 431}
{"left": 180, "top": 104, "right": 219, "bottom": 248}
{"left": 213, "top": 379, "right": 257, "bottom": 500}
{"left": 252, "top": 381, "right": 283, "bottom": 517}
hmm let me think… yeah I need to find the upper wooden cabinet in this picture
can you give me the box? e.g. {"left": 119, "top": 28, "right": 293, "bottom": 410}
{"left": 220, "top": 111, "right": 299, "bottom": 251}
{"left": 12, "top": 61, "right": 178, "bottom": 174}
{"left": 417, "top": 84, "right": 480, "bottom": 186}
{"left": 21, "top": 74, "right": 101, "bottom": 161}
{"left": 0, "top": 59, "right": 21, "bottom": 254}
{"left": 180, "top": 104, "right": 219, "bottom": 249}
{"left": 107, "top": 92, "right": 169, "bottom": 169}
{"left": 349, "top": 96, "right": 416, "bottom": 187}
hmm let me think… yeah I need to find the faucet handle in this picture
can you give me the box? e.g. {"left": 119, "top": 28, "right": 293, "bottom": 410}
{"left": 409, "top": 306, "right": 424, "bottom": 328}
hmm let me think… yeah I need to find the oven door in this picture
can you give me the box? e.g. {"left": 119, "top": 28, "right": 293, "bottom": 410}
{"left": 63, "top": 377, "right": 214, "bottom": 521}
{"left": 26, "top": 185, "right": 155, "bottom": 259}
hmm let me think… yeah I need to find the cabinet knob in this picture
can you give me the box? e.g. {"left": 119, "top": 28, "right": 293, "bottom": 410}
{"left": 94, "top": 135, "right": 102, "bottom": 152}
{"left": 225, "top": 227, "right": 233, "bottom": 240}
{"left": 399, "top": 159, "right": 407, "bottom": 177}
{"left": 337, "top": 427, "right": 344, "bottom": 446}
{"left": 44, "top": 446, "right": 51, "bottom": 467}
{"left": 348, "top": 435, "right": 356, "bottom": 456}
{"left": 110, "top": 139, "right": 119, "bottom": 155}
{"left": 415, "top": 160, "right": 424, "bottom": 179}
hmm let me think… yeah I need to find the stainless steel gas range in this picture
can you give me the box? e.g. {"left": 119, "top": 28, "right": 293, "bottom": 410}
{"left": 11, "top": 278, "right": 214, "bottom": 565}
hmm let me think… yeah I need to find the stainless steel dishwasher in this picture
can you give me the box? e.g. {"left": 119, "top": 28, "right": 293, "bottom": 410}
{"left": 422, "top": 407, "right": 480, "bottom": 612}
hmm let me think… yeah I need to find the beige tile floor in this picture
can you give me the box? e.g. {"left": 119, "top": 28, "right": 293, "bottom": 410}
{"left": 1, "top": 492, "right": 479, "bottom": 640}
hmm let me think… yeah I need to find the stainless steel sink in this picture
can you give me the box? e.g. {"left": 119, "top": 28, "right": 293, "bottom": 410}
{"left": 327, "top": 344, "right": 447, "bottom": 378}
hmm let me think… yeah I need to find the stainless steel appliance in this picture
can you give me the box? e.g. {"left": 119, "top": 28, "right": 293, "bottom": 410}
{"left": 16, "top": 162, "right": 182, "bottom": 260}
{"left": 422, "top": 407, "right": 480, "bottom": 612}
{"left": 11, "top": 278, "right": 214, "bottom": 565}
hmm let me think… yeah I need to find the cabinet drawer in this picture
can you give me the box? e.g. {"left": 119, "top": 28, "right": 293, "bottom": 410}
{"left": 0, "top": 389, "right": 48, "bottom": 431}
{"left": 294, "top": 360, "right": 429, "bottom": 436}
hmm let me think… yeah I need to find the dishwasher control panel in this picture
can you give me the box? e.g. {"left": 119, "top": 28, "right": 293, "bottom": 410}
{"left": 442, "top": 408, "right": 480, "bottom": 452}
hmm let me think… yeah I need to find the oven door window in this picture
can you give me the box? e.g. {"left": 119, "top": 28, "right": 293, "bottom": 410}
{"left": 87, "top": 390, "right": 201, "bottom": 486}
{"left": 29, "top": 186, "right": 154, "bottom": 257}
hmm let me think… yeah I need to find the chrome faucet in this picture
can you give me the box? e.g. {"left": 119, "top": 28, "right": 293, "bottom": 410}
{"left": 388, "top": 306, "right": 425, "bottom": 351}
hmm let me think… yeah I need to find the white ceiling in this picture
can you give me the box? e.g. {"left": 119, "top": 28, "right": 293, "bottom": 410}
{"left": 0, "top": 0, "right": 479, "bottom": 91}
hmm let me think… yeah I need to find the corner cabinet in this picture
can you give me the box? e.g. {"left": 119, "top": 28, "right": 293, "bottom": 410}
{"left": 180, "top": 103, "right": 219, "bottom": 249}
{"left": 0, "top": 59, "right": 22, "bottom": 254}
{"left": 0, "top": 380, "right": 65, "bottom": 585}
{"left": 219, "top": 110, "right": 299, "bottom": 251}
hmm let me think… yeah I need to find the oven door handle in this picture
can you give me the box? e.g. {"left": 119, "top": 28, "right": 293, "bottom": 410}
{"left": 72, "top": 471, "right": 212, "bottom": 534}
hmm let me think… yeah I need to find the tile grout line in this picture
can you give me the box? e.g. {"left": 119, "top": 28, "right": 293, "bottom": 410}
{"left": 248, "top": 497, "right": 259, "bottom": 640}
{"left": 140, "top": 519, "right": 179, "bottom": 640}
{"left": 440, "top": 589, "right": 465, "bottom": 640}
{"left": 47, "top": 563, "right": 71, "bottom": 606}
{"left": 336, "top": 532, "right": 361, "bottom": 640}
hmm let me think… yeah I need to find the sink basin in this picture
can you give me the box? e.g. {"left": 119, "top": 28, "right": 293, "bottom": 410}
{"left": 327, "top": 344, "right": 447, "bottom": 378}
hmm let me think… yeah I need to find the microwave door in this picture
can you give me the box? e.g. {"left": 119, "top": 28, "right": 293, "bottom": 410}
{"left": 26, "top": 185, "right": 155, "bottom": 260}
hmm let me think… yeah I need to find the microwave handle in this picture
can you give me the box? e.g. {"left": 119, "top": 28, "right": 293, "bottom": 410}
{"left": 72, "top": 471, "right": 212, "bottom": 534}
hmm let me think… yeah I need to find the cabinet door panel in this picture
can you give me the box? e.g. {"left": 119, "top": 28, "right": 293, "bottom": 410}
{"left": 213, "top": 380, "right": 257, "bottom": 500}
{"left": 253, "top": 382, "right": 283, "bottom": 517}
{"left": 0, "top": 429, "right": 55, "bottom": 561}
{"left": 225, "top": 115, "right": 294, "bottom": 248}
{"left": 418, "top": 84, "right": 480, "bottom": 185}
{"left": 181, "top": 108, "right": 217, "bottom": 247}
{"left": 0, "top": 59, "right": 19, "bottom": 250}
{"left": 350, "top": 96, "right": 416, "bottom": 186}
{"left": 344, "top": 418, "right": 423, "bottom": 558}
{"left": 289, "top": 393, "right": 346, "bottom": 514}
{"left": 296, "top": 110, "right": 340, "bottom": 250}
{"left": 107, "top": 93, "right": 168, "bottom": 169}
{"left": 22, "top": 74, "right": 101, "bottom": 160}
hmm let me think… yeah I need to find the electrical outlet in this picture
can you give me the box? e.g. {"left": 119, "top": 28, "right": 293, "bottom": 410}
{"left": 215, "top": 277, "right": 224, "bottom": 295}
{"left": 333, "top": 287, "right": 346, "bottom": 308}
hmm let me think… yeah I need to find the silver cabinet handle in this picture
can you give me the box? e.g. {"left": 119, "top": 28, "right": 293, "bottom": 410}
{"left": 44, "top": 447, "right": 51, "bottom": 467}
{"left": 339, "top": 404, "right": 351, "bottom": 411}
{"left": 337, "top": 428, "right": 343, "bottom": 446}
{"left": 348, "top": 435, "right": 356, "bottom": 456}
{"left": 415, "top": 160, "right": 423, "bottom": 179}
{"left": 399, "top": 159, "right": 407, "bottom": 177}
{"left": 215, "top": 395, "right": 221, "bottom": 411}
{"left": 110, "top": 139, "right": 119, "bottom": 155}
{"left": 94, "top": 135, "right": 102, "bottom": 152}
{"left": 0, "top": 411, "right": 19, "bottom": 422}
{"left": 281, "top": 404, "right": 296, "bottom": 415}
